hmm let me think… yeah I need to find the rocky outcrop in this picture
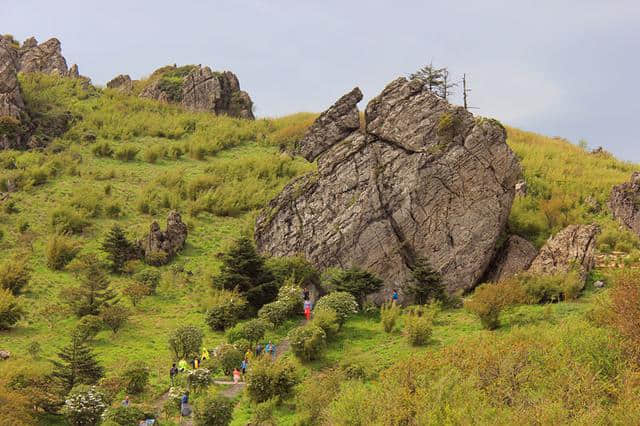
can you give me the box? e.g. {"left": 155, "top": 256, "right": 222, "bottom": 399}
{"left": 138, "top": 211, "right": 188, "bottom": 264}
{"left": 529, "top": 224, "right": 600, "bottom": 280}
{"left": 295, "top": 87, "right": 362, "bottom": 161}
{"left": 609, "top": 172, "right": 640, "bottom": 236}
{"left": 483, "top": 235, "right": 538, "bottom": 283}
{"left": 140, "top": 65, "right": 254, "bottom": 119}
{"left": 106, "top": 74, "right": 133, "bottom": 92}
{"left": 0, "top": 37, "right": 29, "bottom": 149}
{"left": 255, "top": 77, "right": 521, "bottom": 293}
{"left": 18, "top": 37, "right": 69, "bottom": 75}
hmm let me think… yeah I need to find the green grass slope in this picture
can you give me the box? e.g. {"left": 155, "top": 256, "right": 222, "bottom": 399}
{"left": 0, "top": 73, "right": 639, "bottom": 425}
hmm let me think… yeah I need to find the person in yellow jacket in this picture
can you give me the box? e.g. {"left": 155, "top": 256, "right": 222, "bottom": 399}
{"left": 202, "top": 348, "right": 209, "bottom": 361}
{"left": 178, "top": 358, "right": 188, "bottom": 372}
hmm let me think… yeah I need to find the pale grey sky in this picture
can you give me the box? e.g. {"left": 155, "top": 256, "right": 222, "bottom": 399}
{"left": 3, "top": 0, "right": 639, "bottom": 160}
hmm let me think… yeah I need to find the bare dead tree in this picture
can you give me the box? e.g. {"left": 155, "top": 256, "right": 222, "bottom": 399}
{"left": 440, "top": 69, "right": 457, "bottom": 101}
{"left": 462, "top": 73, "right": 471, "bottom": 110}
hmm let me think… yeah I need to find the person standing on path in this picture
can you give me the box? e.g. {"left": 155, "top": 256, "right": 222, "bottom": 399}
{"left": 392, "top": 289, "right": 399, "bottom": 304}
{"left": 265, "top": 341, "right": 273, "bottom": 358}
{"left": 170, "top": 363, "right": 178, "bottom": 386}
{"left": 233, "top": 368, "right": 241, "bottom": 384}
{"left": 304, "top": 299, "right": 312, "bottom": 321}
{"left": 241, "top": 358, "right": 248, "bottom": 380}
{"left": 181, "top": 391, "right": 191, "bottom": 418}
{"left": 271, "top": 343, "right": 277, "bottom": 360}
{"left": 255, "top": 343, "right": 263, "bottom": 357}
{"left": 303, "top": 287, "right": 310, "bottom": 301}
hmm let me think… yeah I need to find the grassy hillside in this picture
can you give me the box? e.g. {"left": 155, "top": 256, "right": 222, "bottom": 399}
{"left": 1, "top": 73, "right": 639, "bottom": 425}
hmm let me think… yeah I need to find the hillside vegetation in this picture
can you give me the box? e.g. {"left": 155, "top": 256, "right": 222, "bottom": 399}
{"left": 1, "top": 73, "right": 640, "bottom": 425}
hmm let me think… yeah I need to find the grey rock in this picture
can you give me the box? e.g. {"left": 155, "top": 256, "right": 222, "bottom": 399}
{"left": 106, "top": 74, "right": 133, "bottom": 92}
{"left": 255, "top": 77, "right": 521, "bottom": 294}
{"left": 18, "top": 37, "right": 69, "bottom": 75}
{"left": 528, "top": 224, "right": 600, "bottom": 281}
{"left": 67, "top": 64, "right": 79, "bottom": 78}
{"left": 295, "top": 87, "right": 362, "bottom": 161}
{"left": 0, "top": 350, "right": 10, "bottom": 360}
{"left": 608, "top": 172, "right": 640, "bottom": 236}
{"left": 0, "top": 37, "right": 29, "bottom": 149}
{"left": 515, "top": 180, "right": 527, "bottom": 197}
{"left": 483, "top": 235, "right": 538, "bottom": 283}
{"left": 138, "top": 210, "right": 188, "bottom": 264}
{"left": 584, "top": 194, "right": 601, "bottom": 213}
{"left": 594, "top": 280, "right": 605, "bottom": 288}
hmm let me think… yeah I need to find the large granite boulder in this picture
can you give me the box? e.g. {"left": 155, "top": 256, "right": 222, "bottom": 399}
{"left": 106, "top": 74, "right": 133, "bottom": 92}
{"left": 0, "top": 37, "right": 29, "bottom": 149}
{"left": 138, "top": 211, "right": 188, "bottom": 264}
{"left": 609, "top": 172, "right": 640, "bottom": 236}
{"left": 528, "top": 224, "right": 600, "bottom": 280}
{"left": 255, "top": 77, "right": 521, "bottom": 293}
{"left": 483, "top": 235, "right": 538, "bottom": 283}
{"left": 140, "top": 65, "right": 254, "bottom": 119}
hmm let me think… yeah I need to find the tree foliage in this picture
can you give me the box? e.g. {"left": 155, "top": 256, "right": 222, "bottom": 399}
{"left": 101, "top": 225, "right": 136, "bottom": 273}
{"left": 405, "top": 258, "right": 445, "bottom": 305}
{"left": 328, "top": 268, "right": 383, "bottom": 307}
{"left": 52, "top": 336, "right": 105, "bottom": 392}
{"left": 168, "top": 325, "right": 203, "bottom": 360}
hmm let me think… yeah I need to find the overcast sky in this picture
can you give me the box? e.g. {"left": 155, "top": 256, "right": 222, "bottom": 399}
{"left": 3, "top": 0, "right": 639, "bottom": 160}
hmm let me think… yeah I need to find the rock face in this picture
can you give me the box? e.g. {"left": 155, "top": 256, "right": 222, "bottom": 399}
{"left": 140, "top": 65, "right": 254, "bottom": 119}
{"left": 0, "top": 37, "right": 28, "bottom": 149}
{"left": 609, "top": 172, "right": 640, "bottom": 236}
{"left": 255, "top": 77, "right": 522, "bottom": 293}
{"left": 295, "top": 87, "right": 362, "bottom": 161}
{"left": 529, "top": 224, "right": 600, "bottom": 279}
{"left": 19, "top": 37, "right": 70, "bottom": 76}
{"left": 482, "top": 235, "right": 538, "bottom": 283}
{"left": 106, "top": 74, "right": 133, "bottom": 92}
{"left": 138, "top": 211, "right": 188, "bottom": 264}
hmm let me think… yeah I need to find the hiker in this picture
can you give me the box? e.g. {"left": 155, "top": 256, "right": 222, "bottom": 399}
{"left": 193, "top": 356, "right": 200, "bottom": 369}
{"left": 303, "top": 287, "right": 310, "bottom": 301}
{"left": 304, "top": 299, "right": 312, "bottom": 321}
{"left": 270, "top": 343, "right": 277, "bottom": 360}
{"left": 245, "top": 348, "right": 252, "bottom": 361}
{"left": 201, "top": 347, "right": 209, "bottom": 361}
{"left": 178, "top": 358, "right": 188, "bottom": 372}
{"left": 122, "top": 395, "right": 130, "bottom": 407}
{"left": 255, "top": 343, "right": 263, "bottom": 357}
{"left": 233, "top": 368, "right": 241, "bottom": 384}
{"left": 181, "top": 391, "right": 192, "bottom": 418}
{"left": 170, "top": 363, "right": 178, "bottom": 386}
{"left": 265, "top": 341, "right": 273, "bottom": 357}
{"left": 392, "top": 289, "right": 399, "bottom": 303}
{"left": 241, "top": 358, "right": 248, "bottom": 378}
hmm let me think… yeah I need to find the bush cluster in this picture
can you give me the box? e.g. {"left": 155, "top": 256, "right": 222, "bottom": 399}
{"left": 46, "top": 233, "right": 81, "bottom": 270}
{"left": 226, "top": 318, "right": 268, "bottom": 344}
{"left": 314, "top": 291, "right": 358, "bottom": 327}
{"left": 246, "top": 357, "right": 298, "bottom": 403}
{"left": 288, "top": 324, "right": 327, "bottom": 361}
{"left": 205, "top": 290, "right": 247, "bottom": 331}
{"left": 122, "top": 361, "right": 149, "bottom": 394}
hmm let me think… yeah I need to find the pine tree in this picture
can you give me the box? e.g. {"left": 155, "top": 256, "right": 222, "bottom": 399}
{"left": 329, "top": 267, "right": 384, "bottom": 307}
{"left": 101, "top": 225, "right": 134, "bottom": 273}
{"left": 406, "top": 258, "right": 445, "bottom": 304}
{"left": 410, "top": 62, "right": 444, "bottom": 92}
{"left": 64, "top": 255, "right": 118, "bottom": 317}
{"left": 51, "top": 335, "right": 104, "bottom": 392}
{"left": 216, "top": 236, "right": 276, "bottom": 309}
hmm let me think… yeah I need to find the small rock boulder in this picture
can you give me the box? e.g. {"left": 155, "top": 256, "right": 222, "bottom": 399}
{"left": 483, "top": 235, "right": 538, "bottom": 283}
{"left": 295, "top": 87, "right": 363, "bottom": 161}
{"left": 515, "top": 180, "right": 527, "bottom": 197}
{"left": 138, "top": 211, "right": 188, "bottom": 265}
{"left": 528, "top": 224, "right": 600, "bottom": 280}
{"left": 594, "top": 280, "right": 605, "bottom": 289}
{"left": 608, "top": 172, "right": 640, "bottom": 236}
{"left": 0, "top": 350, "right": 10, "bottom": 360}
{"left": 106, "top": 74, "right": 133, "bottom": 92}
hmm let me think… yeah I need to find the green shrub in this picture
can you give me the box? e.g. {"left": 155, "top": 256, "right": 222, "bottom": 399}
{"left": 143, "top": 146, "right": 162, "bottom": 163}
{"left": 257, "top": 300, "right": 289, "bottom": 326}
{"left": 114, "top": 145, "right": 139, "bottom": 161}
{"left": 196, "top": 395, "right": 234, "bottom": 426}
{"left": 226, "top": 319, "right": 268, "bottom": 344}
{"left": 0, "top": 288, "right": 24, "bottom": 330}
{"left": 187, "top": 368, "right": 212, "bottom": 393}
{"left": 102, "top": 405, "right": 146, "bottom": 426}
{"left": 464, "top": 280, "right": 527, "bottom": 330}
{"left": 104, "top": 202, "right": 121, "bottom": 218}
{"left": 27, "top": 341, "right": 41, "bottom": 359}
{"left": 233, "top": 338, "right": 252, "bottom": 356}
{"left": 380, "top": 302, "right": 401, "bottom": 333}
{"left": 29, "top": 166, "right": 48, "bottom": 186}
{"left": 63, "top": 386, "right": 107, "bottom": 426}
{"left": 0, "top": 257, "right": 31, "bottom": 295}
{"left": 276, "top": 278, "right": 304, "bottom": 314}
{"left": 73, "top": 315, "right": 103, "bottom": 343}
{"left": 403, "top": 312, "right": 433, "bottom": 346}
{"left": 405, "top": 258, "right": 445, "bottom": 304}
{"left": 168, "top": 145, "right": 184, "bottom": 159}
{"left": 99, "top": 304, "right": 130, "bottom": 334}
{"left": 311, "top": 306, "right": 339, "bottom": 339}
{"left": 216, "top": 344, "right": 243, "bottom": 376}
{"left": 246, "top": 357, "right": 298, "bottom": 403}
{"left": 315, "top": 292, "right": 358, "bottom": 327}
{"left": 295, "top": 369, "right": 342, "bottom": 423}
{"left": 92, "top": 141, "right": 113, "bottom": 157}
{"left": 251, "top": 397, "right": 278, "bottom": 425}
{"left": 51, "top": 207, "right": 90, "bottom": 234}
{"left": 133, "top": 269, "right": 161, "bottom": 294}
{"left": 204, "top": 290, "right": 248, "bottom": 331}
{"left": 122, "top": 281, "right": 151, "bottom": 306}
{"left": 45, "top": 233, "right": 81, "bottom": 270}
{"left": 266, "top": 255, "right": 321, "bottom": 288}
{"left": 145, "top": 250, "right": 168, "bottom": 266}
{"left": 122, "top": 361, "right": 149, "bottom": 394}
{"left": 168, "top": 325, "right": 203, "bottom": 360}
{"left": 519, "top": 270, "right": 583, "bottom": 303}
{"left": 327, "top": 267, "right": 383, "bottom": 306}
{"left": 288, "top": 324, "right": 326, "bottom": 361}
